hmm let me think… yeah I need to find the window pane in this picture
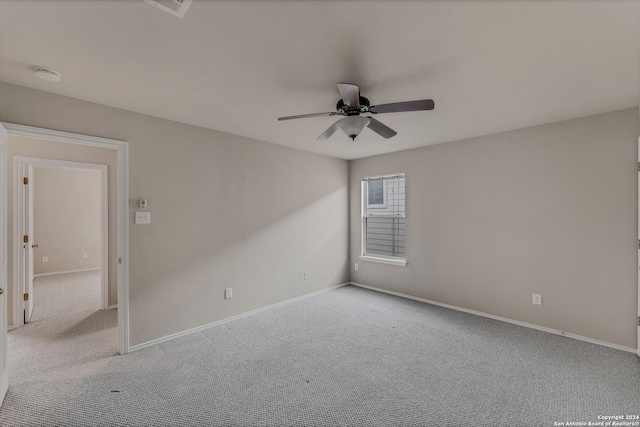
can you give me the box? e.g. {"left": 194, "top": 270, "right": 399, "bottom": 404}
{"left": 365, "top": 176, "right": 404, "bottom": 216}
{"left": 365, "top": 217, "right": 405, "bottom": 257}
{"left": 367, "top": 179, "right": 384, "bottom": 205}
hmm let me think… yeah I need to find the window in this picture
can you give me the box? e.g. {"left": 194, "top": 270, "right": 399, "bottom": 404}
{"left": 361, "top": 174, "right": 406, "bottom": 266}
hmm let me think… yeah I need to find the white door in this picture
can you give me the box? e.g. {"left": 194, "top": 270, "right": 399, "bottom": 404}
{"left": 0, "top": 123, "right": 10, "bottom": 404}
{"left": 22, "top": 163, "right": 34, "bottom": 323}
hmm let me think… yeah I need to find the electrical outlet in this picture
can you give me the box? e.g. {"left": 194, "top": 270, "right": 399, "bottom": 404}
{"left": 304, "top": 271, "right": 309, "bottom": 280}
{"left": 83, "top": 253, "right": 88, "bottom": 259}
{"left": 532, "top": 293, "right": 542, "bottom": 306}
{"left": 354, "top": 263, "right": 359, "bottom": 271}
{"left": 42, "top": 256, "right": 48, "bottom": 263}
{"left": 135, "top": 211, "right": 151, "bottom": 224}
{"left": 225, "top": 288, "right": 232, "bottom": 299}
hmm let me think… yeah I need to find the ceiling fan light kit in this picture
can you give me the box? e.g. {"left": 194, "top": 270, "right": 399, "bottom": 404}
{"left": 336, "top": 116, "right": 371, "bottom": 141}
{"left": 278, "top": 83, "right": 434, "bottom": 141}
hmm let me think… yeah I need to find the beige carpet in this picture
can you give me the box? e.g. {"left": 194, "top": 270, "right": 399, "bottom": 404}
{"left": 0, "top": 281, "right": 638, "bottom": 426}
{"left": 7, "top": 270, "right": 117, "bottom": 385}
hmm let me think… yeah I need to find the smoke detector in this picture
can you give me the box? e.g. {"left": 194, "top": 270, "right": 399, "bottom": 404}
{"left": 142, "top": 0, "right": 193, "bottom": 18}
{"left": 33, "top": 67, "right": 62, "bottom": 82}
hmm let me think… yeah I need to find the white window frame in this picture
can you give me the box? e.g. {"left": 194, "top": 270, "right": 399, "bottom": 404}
{"left": 360, "top": 173, "right": 407, "bottom": 267}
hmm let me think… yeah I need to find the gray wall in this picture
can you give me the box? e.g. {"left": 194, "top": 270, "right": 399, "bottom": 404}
{"left": 350, "top": 108, "right": 639, "bottom": 349}
{"left": 33, "top": 166, "right": 102, "bottom": 275}
{"left": 0, "top": 82, "right": 350, "bottom": 346}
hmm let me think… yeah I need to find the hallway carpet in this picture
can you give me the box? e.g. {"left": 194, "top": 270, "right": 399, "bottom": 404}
{"left": 6, "top": 271, "right": 117, "bottom": 388}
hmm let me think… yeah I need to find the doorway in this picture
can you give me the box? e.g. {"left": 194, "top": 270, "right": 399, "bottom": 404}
{"left": 2, "top": 123, "right": 129, "bottom": 355}
{"left": 15, "top": 158, "right": 109, "bottom": 325}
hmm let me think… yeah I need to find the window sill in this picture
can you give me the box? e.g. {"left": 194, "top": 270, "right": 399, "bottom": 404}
{"left": 359, "top": 255, "right": 407, "bottom": 267}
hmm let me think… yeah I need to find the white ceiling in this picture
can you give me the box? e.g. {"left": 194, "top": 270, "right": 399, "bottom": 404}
{"left": 0, "top": 1, "right": 638, "bottom": 160}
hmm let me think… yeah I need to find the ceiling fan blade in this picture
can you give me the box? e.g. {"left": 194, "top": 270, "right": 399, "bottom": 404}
{"left": 370, "top": 99, "right": 434, "bottom": 114}
{"left": 366, "top": 117, "right": 397, "bottom": 139}
{"left": 278, "top": 112, "right": 337, "bottom": 121}
{"left": 316, "top": 121, "right": 341, "bottom": 141}
{"left": 337, "top": 83, "right": 360, "bottom": 107}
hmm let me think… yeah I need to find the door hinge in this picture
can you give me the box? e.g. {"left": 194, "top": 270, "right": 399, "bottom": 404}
{"left": 23, "top": 293, "right": 29, "bottom": 301}
{"left": 23, "top": 177, "right": 28, "bottom": 185}
{"left": 638, "top": 316, "right": 640, "bottom": 327}
{"left": 637, "top": 162, "right": 639, "bottom": 172}
{"left": 23, "top": 235, "right": 28, "bottom": 243}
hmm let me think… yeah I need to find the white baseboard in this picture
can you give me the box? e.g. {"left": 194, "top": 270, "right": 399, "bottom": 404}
{"left": 130, "top": 283, "right": 349, "bottom": 353}
{"left": 34, "top": 268, "right": 101, "bottom": 278}
{"left": 350, "top": 282, "right": 637, "bottom": 354}
{"left": 107, "top": 304, "right": 117, "bottom": 310}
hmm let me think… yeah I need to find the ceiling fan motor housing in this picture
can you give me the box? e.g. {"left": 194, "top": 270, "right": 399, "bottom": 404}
{"left": 336, "top": 96, "right": 371, "bottom": 116}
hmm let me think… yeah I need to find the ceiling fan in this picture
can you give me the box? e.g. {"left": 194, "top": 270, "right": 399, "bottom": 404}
{"left": 278, "top": 83, "right": 434, "bottom": 141}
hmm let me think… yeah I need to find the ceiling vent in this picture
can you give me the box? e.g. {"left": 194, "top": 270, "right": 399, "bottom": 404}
{"left": 142, "top": 0, "right": 193, "bottom": 18}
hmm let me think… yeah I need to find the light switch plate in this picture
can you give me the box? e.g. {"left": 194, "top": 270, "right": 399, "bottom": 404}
{"left": 135, "top": 211, "right": 151, "bottom": 224}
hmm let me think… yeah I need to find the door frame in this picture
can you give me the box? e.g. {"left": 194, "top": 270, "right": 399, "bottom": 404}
{"left": 0, "top": 123, "right": 9, "bottom": 404}
{"left": 2, "top": 123, "right": 130, "bottom": 355}
{"left": 14, "top": 157, "right": 110, "bottom": 317}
